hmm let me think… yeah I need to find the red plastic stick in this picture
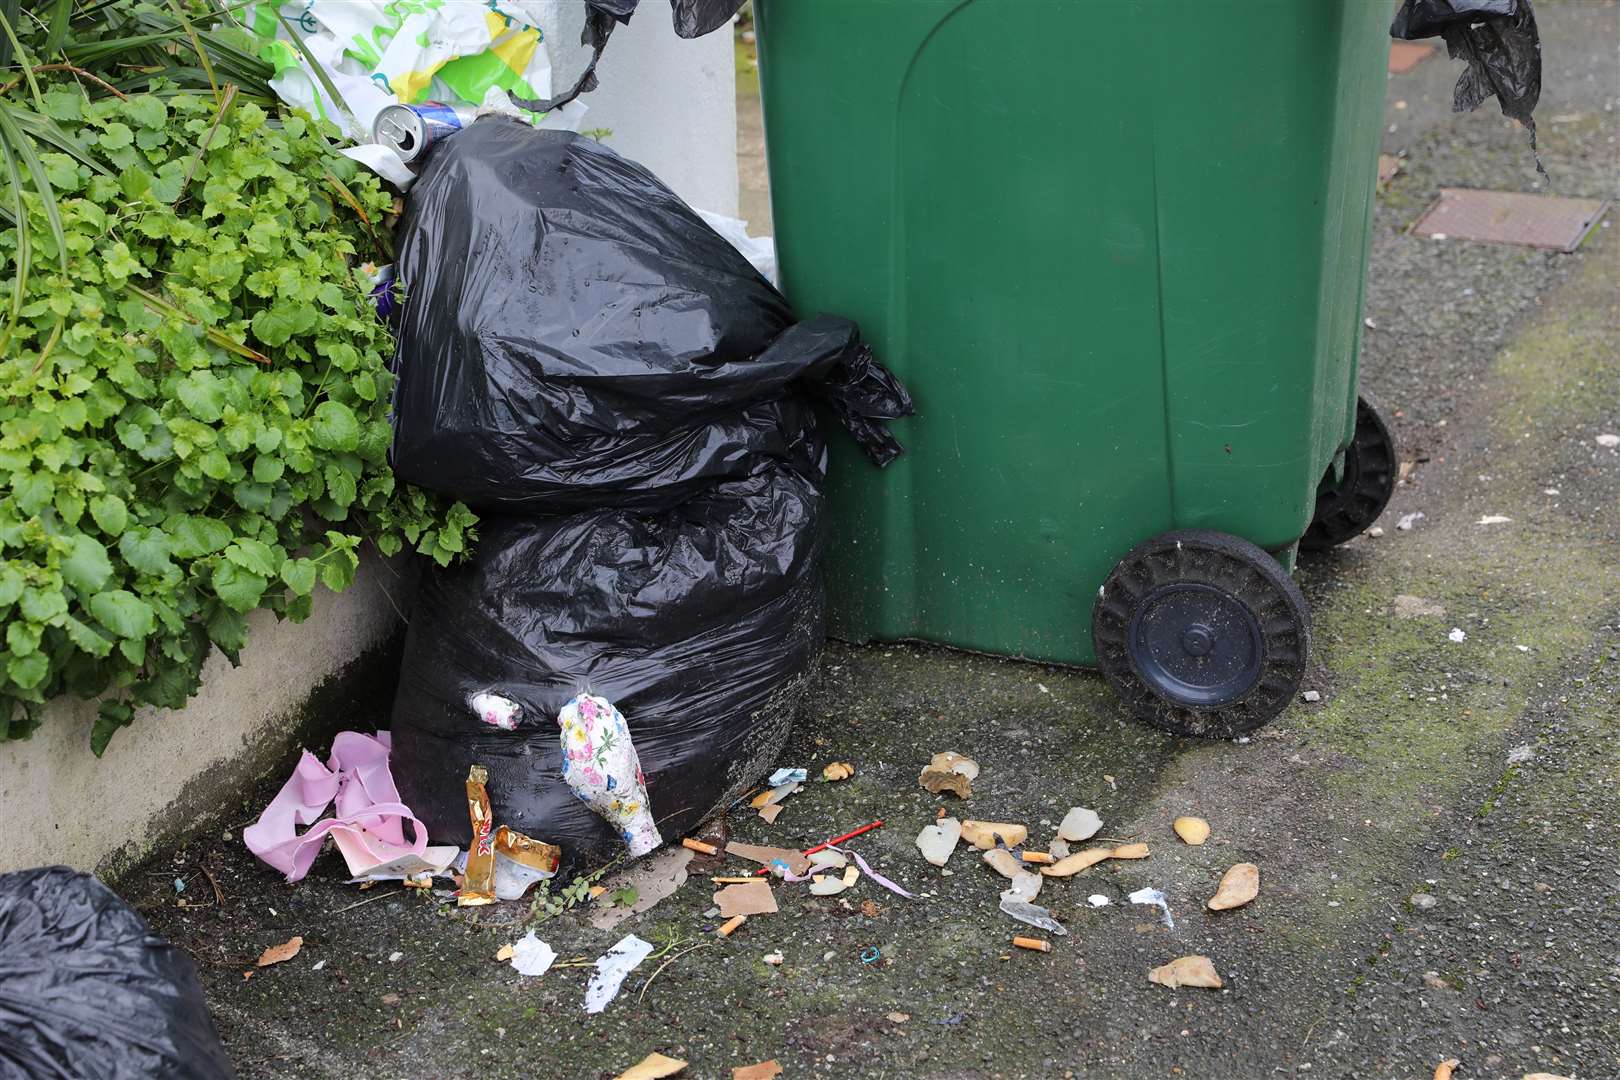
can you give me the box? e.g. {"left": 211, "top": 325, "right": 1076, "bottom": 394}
{"left": 753, "top": 819, "right": 884, "bottom": 875}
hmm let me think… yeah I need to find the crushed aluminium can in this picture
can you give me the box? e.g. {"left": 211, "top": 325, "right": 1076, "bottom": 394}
{"left": 372, "top": 102, "right": 479, "bottom": 164}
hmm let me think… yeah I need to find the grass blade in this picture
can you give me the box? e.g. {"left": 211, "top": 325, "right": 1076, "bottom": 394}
{"left": 0, "top": 4, "right": 46, "bottom": 109}
{"left": 164, "top": 0, "right": 220, "bottom": 103}
{"left": 0, "top": 103, "right": 67, "bottom": 275}
{"left": 42, "top": 0, "right": 73, "bottom": 57}
{"left": 0, "top": 111, "right": 33, "bottom": 344}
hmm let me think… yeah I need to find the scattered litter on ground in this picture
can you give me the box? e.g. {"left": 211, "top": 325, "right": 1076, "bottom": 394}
{"left": 615, "top": 1051, "right": 688, "bottom": 1080}
{"left": 916, "top": 817, "right": 962, "bottom": 866}
{"left": 244, "top": 732, "right": 445, "bottom": 883}
{"left": 821, "top": 762, "right": 854, "bottom": 782}
{"left": 918, "top": 751, "right": 979, "bottom": 797}
{"left": 1506, "top": 744, "right": 1536, "bottom": 765}
{"left": 860, "top": 946, "right": 882, "bottom": 964}
{"left": 1020, "top": 850, "right": 1056, "bottom": 865}
{"left": 493, "top": 826, "right": 561, "bottom": 901}
{"left": 256, "top": 936, "right": 303, "bottom": 968}
{"left": 808, "top": 850, "right": 848, "bottom": 872}
{"left": 590, "top": 848, "right": 696, "bottom": 931}
{"left": 1148, "top": 955, "right": 1222, "bottom": 989}
{"left": 1367, "top": 526, "right": 1385, "bottom": 538}
{"left": 508, "top": 931, "right": 557, "bottom": 977}
{"left": 585, "top": 935, "right": 655, "bottom": 1013}
{"left": 1449, "top": 628, "right": 1468, "bottom": 643}
{"left": 682, "top": 838, "right": 720, "bottom": 856}
{"left": 836, "top": 846, "right": 915, "bottom": 899}
{"left": 1087, "top": 895, "right": 1111, "bottom": 908}
{"left": 727, "top": 843, "right": 812, "bottom": 877}
{"left": 1000, "top": 871, "right": 1042, "bottom": 904}
{"left": 457, "top": 765, "right": 497, "bottom": 907}
{"left": 1128, "top": 887, "right": 1175, "bottom": 930}
{"left": 999, "top": 897, "right": 1067, "bottom": 935}
{"left": 1597, "top": 434, "right": 1620, "bottom": 448}
{"left": 887, "top": 1012, "right": 910, "bottom": 1024}
{"left": 1302, "top": 690, "right": 1322, "bottom": 703}
{"left": 1395, "top": 595, "right": 1447, "bottom": 619}
{"left": 1477, "top": 515, "right": 1513, "bottom": 525}
{"left": 1049, "top": 838, "right": 1072, "bottom": 859}
{"left": 1057, "top": 807, "right": 1103, "bottom": 843}
{"left": 1433, "top": 1058, "right": 1460, "bottom": 1080}
{"left": 1012, "top": 937, "right": 1052, "bottom": 953}
{"left": 762, "top": 950, "right": 784, "bottom": 966}
{"left": 1172, "top": 817, "right": 1210, "bottom": 846}
{"left": 1208, "top": 863, "right": 1260, "bottom": 911}
{"left": 767, "top": 768, "right": 807, "bottom": 787}
{"left": 961, "top": 821, "right": 1028, "bottom": 850}
{"left": 714, "top": 880, "right": 778, "bottom": 918}
{"left": 561, "top": 695, "right": 663, "bottom": 856}
{"left": 1397, "top": 512, "right": 1425, "bottom": 530}
{"left": 387, "top": 951, "right": 404, "bottom": 963}
{"left": 733, "top": 1061, "right": 783, "bottom": 1080}
{"left": 1411, "top": 892, "right": 1439, "bottom": 910}
{"left": 982, "top": 848, "right": 1022, "bottom": 879}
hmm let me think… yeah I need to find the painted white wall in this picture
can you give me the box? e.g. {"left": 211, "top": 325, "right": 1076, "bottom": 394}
{"left": 541, "top": 1, "right": 739, "bottom": 216}
{"left": 0, "top": 557, "right": 404, "bottom": 875}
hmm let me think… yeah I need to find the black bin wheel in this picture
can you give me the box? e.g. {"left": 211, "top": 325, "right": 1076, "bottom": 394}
{"left": 1301, "top": 394, "right": 1397, "bottom": 550}
{"left": 1092, "top": 530, "right": 1311, "bottom": 738}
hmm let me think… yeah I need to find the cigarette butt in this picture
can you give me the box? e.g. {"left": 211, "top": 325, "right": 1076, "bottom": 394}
{"left": 1012, "top": 937, "right": 1052, "bottom": 953}
{"left": 682, "top": 837, "right": 720, "bottom": 855}
{"left": 1019, "top": 851, "right": 1055, "bottom": 864}
{"left": 717, "top": 914, "right": 747, "bottom": 938}
{"left": 588, "top": 885, "right": 607, "bottom": 899}
{"left": 936, "top": 807, "right": 946, "bottom": 819}
{"left": 711, "top": 876, "right": 756, "bottom": 884}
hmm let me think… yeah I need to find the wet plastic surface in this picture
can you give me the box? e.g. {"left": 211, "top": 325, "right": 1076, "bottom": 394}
{"left": 1392, "top": 0, "right": 1542, "bottom": 138}
{"left": 0, "top": 866, "right": 234, "bottom": 1080}
{"left": 391, "top": 120, "right": 908, "bottom": 513}
{"left": 386, "top": 120, "right": 908, "bottom": 864}
{"left": 389, "top": 464, "right": 827, "bottom": 862}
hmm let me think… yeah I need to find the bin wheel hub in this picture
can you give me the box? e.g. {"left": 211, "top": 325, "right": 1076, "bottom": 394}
{"left": 1131, "top": 585, "right": 1262, "bottom": 706}
{"left": 1093, "top": 529, "right": 1312, "bottom": 738}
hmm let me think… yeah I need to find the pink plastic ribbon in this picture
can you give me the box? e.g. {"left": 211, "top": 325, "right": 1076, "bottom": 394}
{"left": 243, "top": 731, "right": 427, "bottom": 883}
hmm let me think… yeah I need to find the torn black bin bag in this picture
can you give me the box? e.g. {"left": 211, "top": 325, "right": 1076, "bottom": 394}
{"left": 0, "top": 866, "right": 235, "bottom": 1080}
{"left": 390, "top": 119, "right": 911, "bottom": 513}
{"left": 388, "top": 458, "right": 827, "bottom": 863}
{"left": 1391, "top": 0, "right": 1542, "bottom": 173}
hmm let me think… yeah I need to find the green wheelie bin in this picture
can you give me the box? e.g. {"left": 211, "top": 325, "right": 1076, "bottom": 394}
{"left": 754, "top": 0, "right": 1398, "bottom": 737}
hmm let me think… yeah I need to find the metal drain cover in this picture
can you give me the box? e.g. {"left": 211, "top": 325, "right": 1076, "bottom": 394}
{"left": 1388, "top": 41, "right": 1435, "bottom": 74}
{"left": 1410, "top": 188, "right": 1611, "bottom": 252}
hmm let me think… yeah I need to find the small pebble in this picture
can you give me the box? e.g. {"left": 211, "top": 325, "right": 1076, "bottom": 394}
{"left": 1302, "top": 690, "right": 1321, "bottom": 703}
{"left": 388, "top": 951, "right": 404, "bottom": 963}
{"left": 1410, "top": 892, "right": 1439, "bottom": 910}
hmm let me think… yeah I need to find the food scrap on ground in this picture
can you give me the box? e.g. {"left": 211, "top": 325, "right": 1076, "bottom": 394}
{"left": 1208, "top": 863, "right": 1261, "bottom": 911}
{"left": 1148, "top": 955, "right": 1223, "bottom": 989}
{"left": 918, "top": 751, "right": 980, "bottom": 797}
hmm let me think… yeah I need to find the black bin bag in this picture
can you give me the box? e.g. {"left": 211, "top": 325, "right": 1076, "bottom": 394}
{"left": 389, "top": 119, "right": 911, "bottom": 514}
{"left": 386, "top": 117, "right": 911, "bottom": 865}
{"left": 388, "top": 458, "right": 828, "bottom": 859}
{"left": 0, "top": 866, "right": 234, "bottom": 1080}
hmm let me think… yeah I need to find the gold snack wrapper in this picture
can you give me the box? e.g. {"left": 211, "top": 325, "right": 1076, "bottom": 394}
{"left": 457, "top": 765, "right": 496, "bottom": 906}
{"left": 494, "top": 826, "right": 560, "bottom": 875}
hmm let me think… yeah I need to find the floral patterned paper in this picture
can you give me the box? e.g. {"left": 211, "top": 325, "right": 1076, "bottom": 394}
{"left": 558, "top": 693, "right": 662, "bottom": 857}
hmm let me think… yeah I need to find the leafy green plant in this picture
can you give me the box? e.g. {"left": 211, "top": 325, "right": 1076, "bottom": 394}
{"left": 528, "top": 858, "right": 622, "bottom": 922}
{"left": 0, "top": 84, "right": 471, "bottom": 752}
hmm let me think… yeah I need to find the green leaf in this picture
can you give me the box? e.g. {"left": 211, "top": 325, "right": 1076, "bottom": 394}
{"left": 6, "top": 620, "right": 41, "bottom": 657}
{"left": 7, "top": 652, "right": 49, "bottom": 691}
{"left": 119, "top": 528, "right": 175, "bottom": 576}
{"left": 205, "top": 604, "right": 248, "bottom": 654}
{"left": 60, "top": 534, "right": 114, "bottom": 593}
{"left": 125, "top": 96, "right": 168, "bottom": 130}
{"left": 90, "top": 700, "right": 133, "bottom": 758}
{"left": 211, "top": 560, "right": 268, "bottom": 612}
{"left": 89, "top": 590, "right": 157, "bottom": 639}
{"left": 0, "top": 566, "right": 23, "bottom": 607}
{"left": 62, "top": 615, "right": 114, "bottom": 658}
{"left": 280, "top": 557, "right": 317, "bottom": 597}
{"left": 168, "top": 515, "right": 232, "bottom": 558}
{"left": 89, "top": 494, "right": 130, "bottom": 537}
{"left": 252, "top": 454, "right": 284, "bottom": 483}
{"left": 309, "top": 400, "right": 359, "bottom": 451}
{"left": 225, "top": 538, "right": 278, "bottom": 577}
{"left": 176, "top": 371, "right": 227, "bottom": 421}
{"left": 319, "top": 556, "right": 356, "bottom": 593}
{"left": 20, "top": 587, "right": 67, "bottom": 623}
{"left": 98, "top": 123, "right": 135, "bottom": 151}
